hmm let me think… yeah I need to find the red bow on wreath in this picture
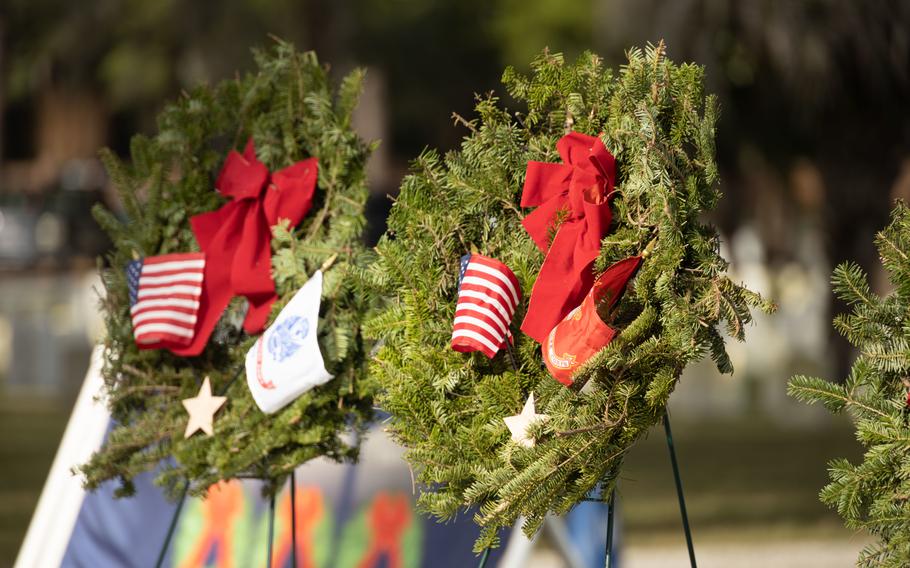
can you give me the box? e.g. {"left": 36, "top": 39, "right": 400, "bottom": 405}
{"left": 519, "top": 131, "right": 616, "bottom": 343}
{"left": 164, "top": 139, "right": 318, "bottom": 356}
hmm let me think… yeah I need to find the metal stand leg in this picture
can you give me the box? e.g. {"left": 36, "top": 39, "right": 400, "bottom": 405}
{"left": 154, "top": 482, "right": 189, "bottom": 568}
{"left": 664, "top": 412, "right": 696, "bottom": 567}
{"left": 290, "top": 472, "right": 297, "bottom": 568}
{"left": 604, "top": 490, "right": 616, "bottom": 568}
{"left": 266, "top": 492, "right": 276, "bottom": 568}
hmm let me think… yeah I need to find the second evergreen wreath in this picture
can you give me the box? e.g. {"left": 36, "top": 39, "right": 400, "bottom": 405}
{"left": 364, "top": 43, "right": 774, "bottom": 548}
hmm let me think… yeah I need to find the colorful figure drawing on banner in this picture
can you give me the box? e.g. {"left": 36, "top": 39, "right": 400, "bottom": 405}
{"left": 245, "top": 270, "right": 333, "bottom": 413}
{"left": 359, "top": 493, "right": 412, "bottom": 568}
{"left": 171, "top": 481, "right": 422, "bottom": 568}
{"left": 272, "top": 486, "right": 324, "bottom": 568}
{"left": 177, "top": 481, "right": 245, "bottom": 568}
{"left": 337, "top": 491, "right": 422, "bottom": 568}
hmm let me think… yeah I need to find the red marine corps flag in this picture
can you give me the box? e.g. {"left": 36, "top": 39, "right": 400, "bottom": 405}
{"left": 543, "top": 256, "right": 641, "bottom": 385}
{"left": 451, "top": 253, "right": 522, "bottom": 358}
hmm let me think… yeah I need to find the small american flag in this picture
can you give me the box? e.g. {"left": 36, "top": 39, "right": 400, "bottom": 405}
{"left": 451, "top": 253, "right": 521, "bottom": 358}
{"left": 126, "top": 253, "right": 206, "bottom": 347}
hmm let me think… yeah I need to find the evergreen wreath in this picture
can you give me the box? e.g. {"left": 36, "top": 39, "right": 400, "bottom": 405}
{"left": 364, "top": 43, "right": 773, "bottom": 548}
{"left": 80, "top": 40, "right": 377, "bottom": 498}
{"left": 790, "top": 202, "right": 910, "bottom": 568}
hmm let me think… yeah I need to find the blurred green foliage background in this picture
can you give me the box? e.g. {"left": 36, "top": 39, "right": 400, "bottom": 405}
{"left": 1, "top": 1, "right": 909, "bottom": 565}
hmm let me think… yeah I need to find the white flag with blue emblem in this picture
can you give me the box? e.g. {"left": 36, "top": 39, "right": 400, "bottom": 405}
{"left": 245, "top": 270, "right": 333, "bottom": 414}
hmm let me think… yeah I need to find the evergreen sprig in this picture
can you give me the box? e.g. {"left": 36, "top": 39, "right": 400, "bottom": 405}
{"left": 364, "top": 43, "right": 772, "bottom": 548}
{"left": 789, "top": 202, "right": 910, "bottom": 567}
{"left": 80, "top": 40, "right": 377, "bottom": 498}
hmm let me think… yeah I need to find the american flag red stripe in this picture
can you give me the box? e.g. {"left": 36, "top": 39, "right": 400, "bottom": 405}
{"left": 126, "top": 253, "right": 205, "bottom": 347}
{"left": 451, "top": 253, "right": 521, "bottom": 358}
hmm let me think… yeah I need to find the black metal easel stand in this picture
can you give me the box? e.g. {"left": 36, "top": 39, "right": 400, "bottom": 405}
{"left": 603, "top": 411, "right": 695, "bottom": 568}
{"left": 478, "top": 410, "right": 697, "bottom": 568}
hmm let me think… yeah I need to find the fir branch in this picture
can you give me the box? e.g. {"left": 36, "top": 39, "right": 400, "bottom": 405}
{"left": 789, "top": 200, "right": 910, "bottom": 565}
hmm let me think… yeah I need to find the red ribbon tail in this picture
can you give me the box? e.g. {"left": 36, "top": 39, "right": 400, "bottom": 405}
{"left": 169, "top": 270, "right": 233, "bottom": 357}
{"left": 242, "top": 293, "right": 277, "bottom": 334}
{"left": 169, "top": 205, "right": 246, "bottom": 357}
{"left": 521, "top": 224, "right": 599, "bottom": 343}
{"left": 521, "top": 198, "right": 568, "bottom": 254}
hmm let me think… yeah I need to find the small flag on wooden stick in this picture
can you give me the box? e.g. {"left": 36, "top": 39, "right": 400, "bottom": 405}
{"left": 126, "top": 252, "right": 205, "bottom": 348}
{"left": 245, "top": 270, "right": 333, "bottom": 414}
{"left": 451, "top": 253, "right": 521, "bottom": 358}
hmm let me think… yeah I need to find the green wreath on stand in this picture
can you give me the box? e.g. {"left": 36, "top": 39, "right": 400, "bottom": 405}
{"left": 80, "top": 40, "right": 378, "bottom": 499}
{"left": 364, "top": 43, "right": 774, "bottom": 550}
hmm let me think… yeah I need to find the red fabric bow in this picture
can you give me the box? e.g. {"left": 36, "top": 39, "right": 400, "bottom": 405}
{"left": 519, "top": 131, "right": 616, "bottom": 343}
{"left": 162, "top": 139, "right": 317, "bottom": 356}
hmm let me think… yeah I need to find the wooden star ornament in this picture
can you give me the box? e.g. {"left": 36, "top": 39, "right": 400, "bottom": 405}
{"left": 503, "top": 392, "right": 549, "bottom": 447}
{"left": 182, "top": 376, "right": 227, "bottom": 438}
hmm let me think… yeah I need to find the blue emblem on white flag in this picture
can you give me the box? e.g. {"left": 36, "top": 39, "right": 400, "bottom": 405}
{"left": 245, "top": 271, "right": 333, "bottom": 414}
{"left": 267, "top": 316, "right": 310, "bottom": 362}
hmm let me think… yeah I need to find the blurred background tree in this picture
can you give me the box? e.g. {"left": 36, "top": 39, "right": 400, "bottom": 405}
{"left": 1, "top": 0, "right": 910, "bottom": 564}
{"left": 4, "top": 0, "right": 908, "bottom": 276}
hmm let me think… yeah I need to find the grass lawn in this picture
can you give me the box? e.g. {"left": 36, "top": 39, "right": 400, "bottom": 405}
{"left": 620, "top": 416, "right": 866, "bottom": 546}
{"left": 0, "top": 394, "right": 72, "bottom": 566}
